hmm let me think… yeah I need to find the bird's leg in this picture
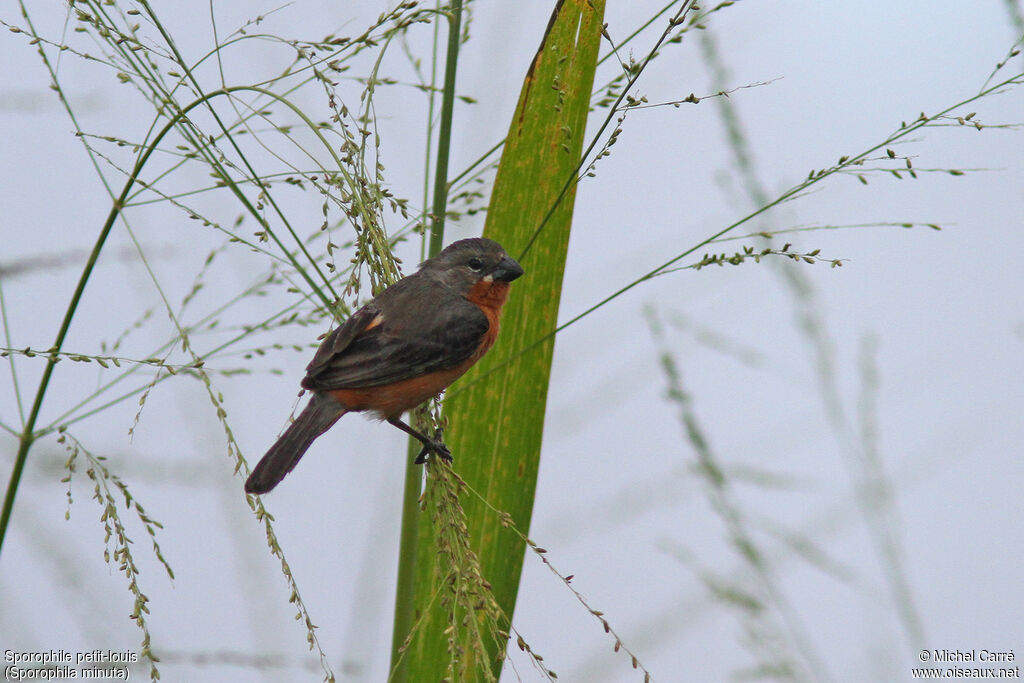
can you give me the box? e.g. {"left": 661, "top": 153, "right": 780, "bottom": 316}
{"left": 386, "top": 417, "right": 453, "bottom": 464}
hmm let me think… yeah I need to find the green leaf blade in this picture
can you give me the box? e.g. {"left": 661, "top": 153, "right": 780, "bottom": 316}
{"left": 394, "top": 1, "right": 606, "bottom": 680}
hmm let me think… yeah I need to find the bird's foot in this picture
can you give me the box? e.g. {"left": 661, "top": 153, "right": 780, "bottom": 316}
{"left": 414, "top": 429, "right": 453, "bottom": 465}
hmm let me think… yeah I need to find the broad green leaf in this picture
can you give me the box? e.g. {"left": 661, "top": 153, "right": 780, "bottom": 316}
{"left": 391, "top": 1, "right": 606, "bottom": 680}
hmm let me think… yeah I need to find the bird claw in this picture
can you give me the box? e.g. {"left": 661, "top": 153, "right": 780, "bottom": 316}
{"left": 414, "top": 429, "right": 453, "bottom": 465}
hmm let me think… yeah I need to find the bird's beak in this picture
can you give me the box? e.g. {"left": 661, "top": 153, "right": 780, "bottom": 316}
{"left": 490, "top": 255, "right": 524, "bottom": 283}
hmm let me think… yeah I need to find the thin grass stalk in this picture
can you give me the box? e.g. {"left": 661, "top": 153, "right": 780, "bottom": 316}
{"left": 428, "top": 0, "right": 464, "bottom": 255}
{"left": 139, "top": 6, "right": 339, "bottom": 300}
{"left": 0, "top": 79, "right": 339, "bottom": 555}
{"left": 391, "top": 2, "right": 464, "bottom": 679}
{"left": 698, "top": 23, "right": 926, "bottom": 651}
{"left": 1, "top": 135, "right": 154, "bottom": 558}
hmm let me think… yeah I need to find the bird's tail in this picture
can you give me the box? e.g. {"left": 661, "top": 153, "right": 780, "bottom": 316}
{"left": 244, "top": 393, "right": 346, "bottom": 494}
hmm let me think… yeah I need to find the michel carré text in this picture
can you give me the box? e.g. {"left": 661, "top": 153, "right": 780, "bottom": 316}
{"left": 933, "top": 650, "right": 1016, "bottom": 662}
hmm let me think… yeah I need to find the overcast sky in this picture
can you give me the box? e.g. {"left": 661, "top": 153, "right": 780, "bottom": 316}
{"left": 2, "top": 1, "right": 1023, "bottom": 681}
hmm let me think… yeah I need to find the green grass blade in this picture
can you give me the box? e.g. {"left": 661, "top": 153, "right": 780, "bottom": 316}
{"left": 392, "top": 1, "right": 606, "bottom": 679}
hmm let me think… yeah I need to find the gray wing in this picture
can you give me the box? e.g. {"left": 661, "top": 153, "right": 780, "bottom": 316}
{"left": 301, "top": 277, "right": 489, "bottom": 391}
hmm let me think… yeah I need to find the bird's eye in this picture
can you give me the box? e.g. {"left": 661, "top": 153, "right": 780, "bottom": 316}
{"left": 468, "top": 257, "right": 484, "bottom": 271}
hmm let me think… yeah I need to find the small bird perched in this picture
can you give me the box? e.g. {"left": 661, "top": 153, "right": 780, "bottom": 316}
{"left": 244, "top": 238, "right": 524, "bottom": 494}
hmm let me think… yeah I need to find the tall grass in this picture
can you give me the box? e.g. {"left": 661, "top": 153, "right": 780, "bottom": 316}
{"left": 2, "top": 1, "right": 1022, "bottom": 681}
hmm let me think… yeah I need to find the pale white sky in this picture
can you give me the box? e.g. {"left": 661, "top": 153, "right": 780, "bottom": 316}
{"left": 2, "top": 1, "right": 1023, "bottom": 681}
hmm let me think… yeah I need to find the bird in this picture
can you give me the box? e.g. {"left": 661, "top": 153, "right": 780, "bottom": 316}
{"left": 244, "top": 237, "right": 524, "bottom": 494}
